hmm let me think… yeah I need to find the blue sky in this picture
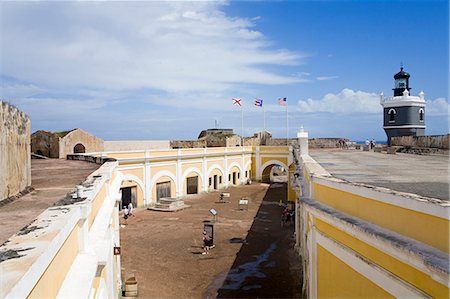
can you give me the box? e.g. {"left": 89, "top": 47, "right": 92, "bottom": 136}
{"left": 1, "top": 0, "right": 448, "bottom": 141}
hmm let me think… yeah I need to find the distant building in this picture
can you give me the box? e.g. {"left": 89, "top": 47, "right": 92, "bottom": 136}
{"left": 31, "top": 128, "right": 104, "bottom": 158}
{"left": 380, "top": 67, "right": 426, "bottom": 145}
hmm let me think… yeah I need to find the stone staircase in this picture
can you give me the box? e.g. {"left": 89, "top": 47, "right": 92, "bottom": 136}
{"left": 147, "top": 198, "right": 189, "bottom": 212}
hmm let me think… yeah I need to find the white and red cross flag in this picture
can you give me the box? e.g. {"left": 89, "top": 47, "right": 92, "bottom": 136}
{"left": 232, "top": 98, "right": 242, "bottom": 106}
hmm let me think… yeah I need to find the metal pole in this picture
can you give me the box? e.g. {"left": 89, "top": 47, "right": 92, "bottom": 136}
{"left": 241, "top": 105, "right": 244, "bottom": 146}
{"left": 286, "top": 105, "right": 289, "bottom": 145}
{"left": 263, "top": 104, "right": 266, "bottom": 132}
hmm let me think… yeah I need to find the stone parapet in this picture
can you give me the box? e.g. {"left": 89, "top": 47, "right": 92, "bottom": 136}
{"left": 0, "top": 101, "right": 31, "bottom": 201}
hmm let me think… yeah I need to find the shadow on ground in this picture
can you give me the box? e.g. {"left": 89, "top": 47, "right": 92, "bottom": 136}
{"left": 213, "top": 183, "right": 303, "bottom": 299}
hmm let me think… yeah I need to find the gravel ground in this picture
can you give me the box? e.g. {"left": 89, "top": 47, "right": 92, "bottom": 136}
{"left": 120, "top": 183, "right": 303, "bottom": 299}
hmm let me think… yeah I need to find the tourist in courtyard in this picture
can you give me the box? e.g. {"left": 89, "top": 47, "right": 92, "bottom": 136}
{"left": 128, "top": 202, "right": 134, "bottom": 216}
{"left": 202, "top": 231, "right": 210, "bottom": 255}
{"left": 123, "top": 206, "right": 129, "bottom": 224}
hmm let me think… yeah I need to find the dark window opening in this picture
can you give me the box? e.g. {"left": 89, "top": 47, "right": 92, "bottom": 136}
{"left": 73, "top": 143, "right": 86, "bottom": 153}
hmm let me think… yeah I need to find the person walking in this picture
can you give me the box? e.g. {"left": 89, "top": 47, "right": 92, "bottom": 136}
{"left": 128, "top": 202, "right": 134, "bottom": 216}
{"left": 123, "top": 206, "right": 129, "bottom": 224}
{"left": 202, "top": 231, "right": 210, "bottom": 255}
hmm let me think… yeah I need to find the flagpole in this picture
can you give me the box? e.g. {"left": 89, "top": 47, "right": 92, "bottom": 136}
{"left": 263, "top": 104, "right": 266, "bottom": 132}
{"left": 241, "top": 104, "right": 244, "bottom": 146}
{"left": 286, "top": 104, "right": 289, "bottom": 145}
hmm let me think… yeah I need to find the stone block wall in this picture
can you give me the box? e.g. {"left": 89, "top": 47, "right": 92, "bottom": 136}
{"left": 390, "top": 134, "right": 449, "bottom": 149}
{"left": 31, "top": 130, "right": 60, "bottom": 158}
{"left": 59, "top": 128, "right": 104, "bottom": 158}
{"left": 0, "top": 101, "right": 31, "bottom": 201}
{"left": 170, "top": 140, "right": 207, "bottom": 149}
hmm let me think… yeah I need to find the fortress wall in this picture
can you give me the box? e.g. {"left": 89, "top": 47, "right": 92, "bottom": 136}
{"left": 293, "top": 142, "right": 449, "bottom": 298}
{"left": 0, "top": 101, "right": 31, "bottom": 201}
{"left": 170, "top": 140, "right": 206, "bottom": 148}
{"left": 390, "top": 134, "right": 449, "bottom": 149}
{"left": 104, "top": 140, "right": 170, "bottom": 151}
{"left": 0, "top": 161, "right": 122, "bottom": 299}
{"left": 31, "top": 130, "right": 60, "bottom": 158}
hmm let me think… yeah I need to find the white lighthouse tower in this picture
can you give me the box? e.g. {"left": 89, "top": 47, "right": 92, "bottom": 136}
{"left": 380, "top": 67, "right": 426, "bottom": 145}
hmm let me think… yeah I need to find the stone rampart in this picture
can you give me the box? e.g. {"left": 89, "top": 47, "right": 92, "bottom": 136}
{"left": 59, "top": 128, "right": 104, "bottom": 158}
{"left": 170, "top": 140, "right": 206, "bottom": 148}
{"left": 0, "top": 101, "right": 31, "bottom": 201}
{"left": 391, "top": 134, "right": 449, "bottom": 149}
{"left": 31, "top": 130, "right": 59, "bottom": 158}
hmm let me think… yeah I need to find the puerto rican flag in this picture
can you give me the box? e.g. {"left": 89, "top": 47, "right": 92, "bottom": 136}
{"left": 232, "top": 98, "right": 242, "bottom": 106}
{"left": 254, "top": 98, "right": 263, "bottom": 107}
{"left": 278, "top": 97, "right": 287, "bottom": 106}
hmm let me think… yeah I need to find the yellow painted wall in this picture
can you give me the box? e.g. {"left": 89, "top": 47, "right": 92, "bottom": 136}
{"left": 107, "top": 152, "right": 145, "bottom": 159}
{"left": 313, "top": 183, "right": 450, "bottom": 253}
{"left": 121, "top": 168, "right": 144, "bottom": 181}
{"left": 260, "top": 157, "right": 288, "bottom": 168}
{"left": 317, "top": 245, "right": 394, "bottom": 299}
{"left": 251, "top": 156, "right": 257, "bottom": 180}
{"left": 151, "top": 165, "right": 176, "bottom": 175}
{"left": 288, "top": 163, "right": 296, "bottom": 202}
{"left": 181, "top": 162, "right": 202, "bottom": 173}
{"left": 27, "top": 225, "right": 79, "bottom": 299}
{"left": 88, "top": 185, "right": 107, "bottom": 229}
{"left": 315, "top": 218, "right": 449, "bottom": 298}
{"left": 206, "top": 160, "right": 225, "bottom": 172}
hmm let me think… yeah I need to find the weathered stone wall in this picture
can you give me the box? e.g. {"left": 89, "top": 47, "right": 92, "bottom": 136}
{"left": 59, "top": 128, "right": 104, "bottom": 158}
{"left": 308, "top": 138, "right": 350, "bottom": 148}
{"left": 225, "top": 135, "right": 242, "bottom": 147}
{"left": 391, "top": 134, "right": 449, "bottom": 149}
{"left": 266, "top": 138, "right": 296, "bottom": 146}
{"left": 0, "top": 101, "right": 31, "bottom": 201}
{"left": 31, "top": 130, "right": 60, "bottom": 158}
{"left": 170, "top": 140, "right": 206, "bottom": 149}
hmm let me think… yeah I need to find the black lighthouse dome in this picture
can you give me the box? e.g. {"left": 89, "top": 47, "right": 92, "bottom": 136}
{"left": 394, "top": 67, "right": 410, "bottom": 80}
{"left": 393, "top": 66, "right": 411, "bottom": 96}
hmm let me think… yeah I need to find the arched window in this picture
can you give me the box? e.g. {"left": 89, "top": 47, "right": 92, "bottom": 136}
{"left": 419, "top": 108, "right": 424, "bottom": 122}
{"left": 388, "top": 108, "right": 396, "bottom": 123}
{"left": 73, "top": 143, "right": 86, "bottom": 153}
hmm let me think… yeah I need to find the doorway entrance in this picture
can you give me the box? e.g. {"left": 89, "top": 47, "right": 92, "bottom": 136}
{"left": 187, "top": 176, "right": 198, "bottom": 194}
{"left": 120, "top": 186, "right": 136, "bottom": 210}
{"left": 157, "top": 181, "right": 171, "bottom": 200}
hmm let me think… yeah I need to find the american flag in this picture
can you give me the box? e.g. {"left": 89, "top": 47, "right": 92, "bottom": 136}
{"left": 278, "top": 97, "right": 287, "bottom": 106}
{"left": 232, "top": 98, "right": 242, "bottom": 106}
{"left": 254, "top": 98, "right": 263, "bottom": 107}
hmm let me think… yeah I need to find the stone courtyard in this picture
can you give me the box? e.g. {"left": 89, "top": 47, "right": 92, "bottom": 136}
{"left": 120, "top": 183, "right": 302, "bottom": 298}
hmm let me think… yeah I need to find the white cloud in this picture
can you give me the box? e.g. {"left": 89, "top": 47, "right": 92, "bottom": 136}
{"left": 0, "top": 83, "right": 46, "bottom": 100}
{"left": 316, "top": 76, "right": 338, "bottom": 81}
{"left": 0, "top": 1, "right": 304, "bottom": 94}
{"left": 426, "top": 97, "right": 449, "bottom": 116}
{"left": 297, "top": 88, "right": 381, "bottom": 113}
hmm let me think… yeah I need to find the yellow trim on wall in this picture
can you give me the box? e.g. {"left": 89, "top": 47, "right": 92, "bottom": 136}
{"left": 317, "top": 244, "right": 395, "bottom": 299}
{"left": 27, "top": 225, "right": 79, "bottom": 298}
{"left": 315, "top": 218, "right": 449, "bottom": 298}
{"left": 313, "top": 183, "right": 450, "bottom": 253}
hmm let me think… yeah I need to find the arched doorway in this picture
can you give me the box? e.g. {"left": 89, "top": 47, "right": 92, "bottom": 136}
{"left": 261, "top": 164, "right": 288, "bottom": 183}
{"left": 73, "top": 143, "right": 86, "bottom": 153}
